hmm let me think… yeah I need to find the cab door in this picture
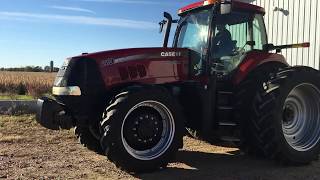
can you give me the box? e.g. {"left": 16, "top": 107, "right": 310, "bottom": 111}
{"left": 206, "top": 11, "right": 268, "bottom": 141}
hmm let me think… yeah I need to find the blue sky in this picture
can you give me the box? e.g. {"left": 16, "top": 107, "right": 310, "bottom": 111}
{"left": 0, "top": 0, "right": 195, "bottom": 68}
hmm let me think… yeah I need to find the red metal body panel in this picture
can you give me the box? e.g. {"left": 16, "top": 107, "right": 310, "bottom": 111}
{"left": 233, "top": 51, "right": 289, "bottom": 84}
{"left": 232, "top": 1, "right": 265, "bottom": 14}
{"left": 79, "top": 48, "right": 190, "bottom": 89}
{"left": 179, "top": 1, "right": 205, "bottom": 13}
{"left": 178, "top": 0, "right": 265, "bottom": 15}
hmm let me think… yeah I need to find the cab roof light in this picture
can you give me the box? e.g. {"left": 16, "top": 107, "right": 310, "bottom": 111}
{"left": 203, "top": 0, "right": 218, "bottom": 6}
{"left": 204, "top": 0, "right": 232, "bottom": 6}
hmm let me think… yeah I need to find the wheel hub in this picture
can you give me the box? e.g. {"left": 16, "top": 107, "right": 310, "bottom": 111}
{"left": 125, "top": 113, "right": 163, "bottom": 150}
{"left": 283, "top": 105, "right": 295, "bottom": 124}
{"left": 135, "top": 114, "right": 161, "bottom": 139}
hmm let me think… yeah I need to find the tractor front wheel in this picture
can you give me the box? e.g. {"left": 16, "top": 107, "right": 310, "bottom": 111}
{"left": 100, "top": 87, "right": 184, "bottom": 172}
{"left": 74, "top": 126, "right": 102, "bottom": 153}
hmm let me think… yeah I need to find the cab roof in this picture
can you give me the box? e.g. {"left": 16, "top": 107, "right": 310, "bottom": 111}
{"left": 178, "top": 0, "right": 265, "bottom": 15}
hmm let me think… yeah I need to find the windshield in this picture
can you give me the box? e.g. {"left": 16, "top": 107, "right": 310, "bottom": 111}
{"left": 175, "top": 9, "right": 212, "bottom": 75}
{"left": 176, "top": 10, "right": 211, "bottom": 53}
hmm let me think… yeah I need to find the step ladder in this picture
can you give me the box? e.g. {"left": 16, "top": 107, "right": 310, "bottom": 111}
{"left": 215, "top": 90, "right": 241, "bottom": 142}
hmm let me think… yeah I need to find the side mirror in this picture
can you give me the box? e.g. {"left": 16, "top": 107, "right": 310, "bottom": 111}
{"left": 159, "top": 20, "right": 166, "bottom": 33}
{"left": 220, "top": 0, "right": 232, "bottom": 14}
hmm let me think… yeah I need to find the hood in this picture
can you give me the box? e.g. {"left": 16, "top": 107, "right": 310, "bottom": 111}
{"left": 73, "top": 47, "right": 190, "bottom": 64}
{"left": 68, "top": 47, "right": 191, "bottom": 89}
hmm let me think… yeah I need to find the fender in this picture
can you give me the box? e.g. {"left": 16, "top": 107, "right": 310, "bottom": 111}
{"left": 233, "top": 51, "right": 289, "bottom": 84}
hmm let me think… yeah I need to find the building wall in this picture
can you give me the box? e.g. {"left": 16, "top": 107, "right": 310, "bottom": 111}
{"left": 251, "top": 0, "right": 320, "bottom": 69}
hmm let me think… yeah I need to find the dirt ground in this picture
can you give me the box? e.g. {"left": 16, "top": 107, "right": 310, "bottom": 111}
{"left": 1, "top": 115, "right": 320, "bottom": 180}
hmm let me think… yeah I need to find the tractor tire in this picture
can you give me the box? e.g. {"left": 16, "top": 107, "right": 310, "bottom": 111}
{"left": 236, "top": 64, "right": 286, "bottom": 157}
{"left": 100, "top": 87, "right": 184, "bottom": 173}
{"left": 75, "top": 126, "right": 103, "bottom": 154}
{"left": 243, "top": 66, "right": 320, "bottom": 164}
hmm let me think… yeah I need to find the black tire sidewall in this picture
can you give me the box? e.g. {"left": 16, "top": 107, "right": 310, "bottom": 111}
{"left": 75, "top": 126, "right": 102, "bottom": 153}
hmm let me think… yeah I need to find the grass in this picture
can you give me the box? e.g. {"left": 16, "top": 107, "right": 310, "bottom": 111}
{"left": 0, "top": 94, "right": 34, "bottom": 100}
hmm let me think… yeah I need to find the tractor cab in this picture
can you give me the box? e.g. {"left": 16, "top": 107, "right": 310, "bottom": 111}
{"left": 160, "top": 0, "right": 286, "bottom": 141}
{"left": 168, "top": 0, "right": 268, "bottom": 77}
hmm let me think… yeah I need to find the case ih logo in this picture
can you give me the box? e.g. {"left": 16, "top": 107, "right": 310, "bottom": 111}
{"left": 161, "top": 51, "right": 182, "bottom": 57}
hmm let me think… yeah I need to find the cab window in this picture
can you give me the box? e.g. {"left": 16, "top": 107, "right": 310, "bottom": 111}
{"left": 211, "top": 12, "right": 252, "bottom": 74}
{"left": 253, "top": 14, "right": 267, "bottom": 50}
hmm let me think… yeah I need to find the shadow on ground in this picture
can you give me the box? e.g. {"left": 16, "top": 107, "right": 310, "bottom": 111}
{"left": 138, "top": 150, "right": 320, "bottom": 180}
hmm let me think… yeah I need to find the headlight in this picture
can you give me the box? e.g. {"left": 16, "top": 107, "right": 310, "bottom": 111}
{"left": 52, "top": 86, "right": 81, "bottom": 96}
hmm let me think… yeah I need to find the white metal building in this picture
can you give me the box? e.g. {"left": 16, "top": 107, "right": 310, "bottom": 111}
{"left": 248, "top": 0, "right": 320, "bottom": 69}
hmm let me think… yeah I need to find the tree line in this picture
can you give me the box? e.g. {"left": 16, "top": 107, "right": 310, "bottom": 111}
{"left": 0, "top": 66, "right": 59, "bottom": 72}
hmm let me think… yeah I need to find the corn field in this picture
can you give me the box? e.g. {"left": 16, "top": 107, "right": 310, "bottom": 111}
{"left": 0, "top": 71, "right": 56, "bottom": 97}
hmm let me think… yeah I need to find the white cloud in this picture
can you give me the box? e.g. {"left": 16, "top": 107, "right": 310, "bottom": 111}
{"left": 0, "top": 11, "right": 157, "bottom": 29}
{"left": 50, "top": 6, "right": 96, "bottom": 14}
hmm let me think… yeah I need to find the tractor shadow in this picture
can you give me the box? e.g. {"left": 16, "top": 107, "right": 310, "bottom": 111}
{"left": 138, "top": 150, "right": 320, "bottom": 180}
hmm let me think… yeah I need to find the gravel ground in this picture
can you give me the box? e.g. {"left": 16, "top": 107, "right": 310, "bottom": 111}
{"left": 1, "top": 115, "right": 320, "bottom": 180}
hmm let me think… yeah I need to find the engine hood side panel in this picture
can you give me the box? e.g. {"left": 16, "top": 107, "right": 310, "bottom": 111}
{"left": 82, "top": 48, "right": 190, "bottom": 89}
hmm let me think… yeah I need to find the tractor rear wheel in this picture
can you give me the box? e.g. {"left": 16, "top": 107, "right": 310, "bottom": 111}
{"left": 100, "top": 87, "right": 184, "bottom": 172}
{"left": 236, "top": 64, "right": 285, "bottom": 156}
{"left": 244, "top": 67, "right": 320, "bottom": 164}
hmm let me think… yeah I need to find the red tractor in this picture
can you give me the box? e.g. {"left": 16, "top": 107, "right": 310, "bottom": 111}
{"left": 37, "top": 0, "right": 320, "bottom": 173}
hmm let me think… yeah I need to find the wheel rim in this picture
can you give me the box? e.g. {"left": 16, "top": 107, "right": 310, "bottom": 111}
{"left": 121, "top": 101, "right": 175, "bottom": 160}
{"left": 282, "top": 83, "right": 320, "bottom": 152}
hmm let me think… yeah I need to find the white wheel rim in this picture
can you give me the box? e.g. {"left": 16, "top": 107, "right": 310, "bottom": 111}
{"left": 121, "top": 100, "right": 175, "bottom": 161}
{"left": 282, "top": 83, "right": 320, "bottom": 152}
